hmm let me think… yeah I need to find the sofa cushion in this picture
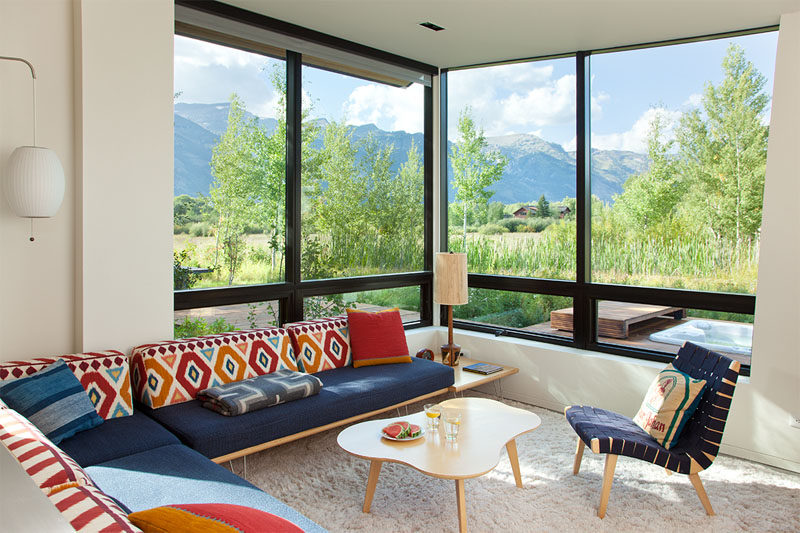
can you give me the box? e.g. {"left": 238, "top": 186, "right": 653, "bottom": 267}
{"left": 198, "top": 370, "right": 323, "bottom": 416}
{"left": 0, "top": 360, "right": 105, "bottom": 444}
{"left": 131, "top": 328, "right": 298, "bottom": 409}
{"left": 85, "top": 444, "right": 325, "bottom": 532}
{"left": 47, "top": 483, "right": 142, "bottom": 532}
{"left": 58, "top": 410, "right": 180, "bottom": 467}
{"left": 285, "top": 316, "right": 351, "bottom": 372}
{"left": 128, "top": 503, "right": 304, "bottom": 533}
{"left": 0, "top": 351, "right": 133, "bottom": 419}
{"left": 346, "top": 308, "right": 412, "bottom": 367}
{"left": 0, "top": 407, "right": 93, "bottom": 494}
{"left": 139, "top": 357, "right": 454, "bottom": 459}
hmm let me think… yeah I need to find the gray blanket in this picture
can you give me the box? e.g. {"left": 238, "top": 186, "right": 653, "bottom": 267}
{"left": 197, "top": 370, "right": 322, "bottom": 416}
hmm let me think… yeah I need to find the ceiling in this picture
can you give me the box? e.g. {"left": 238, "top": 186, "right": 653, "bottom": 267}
{"left": 224, "top": 0, "right": 800, "bottom": 68}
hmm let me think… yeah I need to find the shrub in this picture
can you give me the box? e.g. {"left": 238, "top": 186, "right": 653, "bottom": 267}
{"left": 173, "top": 316, "right": 236, "bottom": 339}
{"left": 189, "top": 222, "right": 211, "bottom": 237}
{"left": 497, "top": 218, "right": 526, "bottom": 232}
{"left": 478, "top": 223, "right": 509, "bottom": 235}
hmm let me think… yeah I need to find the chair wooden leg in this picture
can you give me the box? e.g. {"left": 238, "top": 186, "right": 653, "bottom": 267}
{"left": 573, "top": 437, "right": 585, "bottom": 475}
{"left": 597, "top": 454, "right": 618, "bottom": 519}
{"left": 688, "top": 473, "right": 715, "bottom": 516}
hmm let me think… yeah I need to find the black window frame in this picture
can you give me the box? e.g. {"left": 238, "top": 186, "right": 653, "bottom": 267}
{"left": 441, "top": 27, "right": 778, "bottom": 376}
{"left": 173, "top": 1, "right": 436, "bottom": 330}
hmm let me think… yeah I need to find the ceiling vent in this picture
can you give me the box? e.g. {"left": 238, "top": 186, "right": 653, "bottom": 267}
{"left": 420, "top": 22, "right": 445, "bottom": 32}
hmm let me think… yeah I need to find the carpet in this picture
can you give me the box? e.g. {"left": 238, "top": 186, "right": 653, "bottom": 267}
{"left": 236, "top": 392, "right": 800, "bottom": 532}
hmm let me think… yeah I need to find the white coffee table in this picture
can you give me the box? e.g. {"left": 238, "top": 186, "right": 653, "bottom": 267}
{"left": 337, "top": 397, "right": 541, "bottom": 532}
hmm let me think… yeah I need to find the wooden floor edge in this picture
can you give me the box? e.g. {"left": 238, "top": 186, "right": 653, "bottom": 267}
{"left": 212, "top": 387, "right": 451, "bottom": 464}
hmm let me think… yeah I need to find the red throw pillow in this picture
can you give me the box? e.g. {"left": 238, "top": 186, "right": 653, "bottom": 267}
{"left": 128, "top": 503, "right": 303, "bottom": 533}
{"left": 346, "top": 308, "right": 412, "bottom": 368}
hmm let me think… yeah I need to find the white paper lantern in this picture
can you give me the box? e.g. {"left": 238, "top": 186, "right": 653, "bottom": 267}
{"left": 4, "top": 146, "right": 65, "bottom": 217}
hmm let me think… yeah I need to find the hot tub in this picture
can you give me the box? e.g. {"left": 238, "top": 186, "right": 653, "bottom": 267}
{"left": 648, "top": 320, "right": 753, "bottom": 355}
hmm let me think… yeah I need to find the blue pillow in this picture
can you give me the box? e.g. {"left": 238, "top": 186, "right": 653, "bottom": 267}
{"left": 0, "top": 359, "right": 103, "bottom": 443}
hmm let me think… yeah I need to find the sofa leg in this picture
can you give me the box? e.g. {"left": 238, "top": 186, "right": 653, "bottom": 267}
{"left": 573, "top": 437, "right": 585, "bottom": 475}
{"left": 598, "top": 454, "right": 618, "bottom": 519}
{"left": 243, "top": 454, "right": 248, "bottom": 479}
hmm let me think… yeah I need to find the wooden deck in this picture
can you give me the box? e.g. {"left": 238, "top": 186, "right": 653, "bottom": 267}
{"left": 527, "top": 316, "right": 751, "bottom": 367}
{"left": 550, "top": 300, "right": 686, "bottom": 339}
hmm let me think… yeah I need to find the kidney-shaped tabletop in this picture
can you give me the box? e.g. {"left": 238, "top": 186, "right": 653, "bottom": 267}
{"left": 337, "top": 397, "right": 541, "bottom": 480}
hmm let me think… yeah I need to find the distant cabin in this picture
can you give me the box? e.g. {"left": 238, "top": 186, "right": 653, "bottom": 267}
{"left": 513, "top": 206, "right": 537, "bottom": 218}
{"left": 558, "top": 206, "right": 571, "bottom": 218}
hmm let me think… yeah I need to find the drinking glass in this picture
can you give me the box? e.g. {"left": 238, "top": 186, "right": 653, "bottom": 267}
{"left": 443, "top": 409, "right": 462, "bottom": 440}
{"left": 424, "top": 403, "right": 441, "bottom": 429}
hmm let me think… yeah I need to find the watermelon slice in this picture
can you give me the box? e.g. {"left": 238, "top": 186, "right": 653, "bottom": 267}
{"left": 382, "top": 423, "right": 405, "bottom": 439}
{"left": 408, "top": 424, "right": 421, "bottom": 438}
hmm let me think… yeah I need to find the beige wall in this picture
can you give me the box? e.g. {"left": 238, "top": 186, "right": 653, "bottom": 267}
{"left": 0, "top": 0, "right": 173, "bottom": 359}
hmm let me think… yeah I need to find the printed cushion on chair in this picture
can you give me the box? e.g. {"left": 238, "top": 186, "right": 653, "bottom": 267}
{"left": 48, "top": 483, "right": 142, "bottom": 532}
{"left": 198, "top": 370, "right": 323, "bottom": 416}
{"left": 633, "top": 363, "right": 706, "bottom": 449}
{"left": 346, "top": 308, "right": 411, "bottom": 368}
{"left": 0, "top": 407, "right": 93, "bottom": 493}
{"left": 0, "top": 351, "right": 133, "bottom": 419}
{"left": 130, "top": 328, "right": 298, "bottom": 409}
{"left": 0, "top": 360, "right": 104, "bottom": 444}
{"left": 285, "top": 316, "right": 351, "bottom": 372}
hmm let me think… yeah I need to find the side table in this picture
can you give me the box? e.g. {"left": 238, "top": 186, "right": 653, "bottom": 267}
{"left": 447, "top": 356, "right": 519, "bottom": 399}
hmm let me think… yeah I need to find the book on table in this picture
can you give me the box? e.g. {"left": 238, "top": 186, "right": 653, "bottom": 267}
{"left": 463, "top": 363, "right": 504, "bottom": 375}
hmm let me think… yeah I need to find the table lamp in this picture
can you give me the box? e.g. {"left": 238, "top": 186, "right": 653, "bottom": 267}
{"left": 434, "top": 252, "right": 468, "bottom": 366}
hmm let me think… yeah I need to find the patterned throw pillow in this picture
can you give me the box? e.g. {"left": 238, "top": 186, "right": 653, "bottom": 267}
{"left": 0, "top": 351, "right": 134, "bottom": 419}
{"left": 346, "top": 308, "right": 411, "bottom": 368}
{"left": 0, "top": 407, "right": 93, "bottom": 493}
{"left": 285, "top": 316, "right": 351, "bottom": 373}
{"left": 633, "top": 363, "right": 707, "bottom": 449}
{"left": 130, "top": 328, "right": 298, "bottom": 409}
{"left": 48, "top": 483, "right": 142, "bottom": 532}
{"left": 128, "top": 503, "right": 302, "bottom": 533}
{"left": 198, "top": 370, "right": 323, "bottom": 416}
{"left": 0, "top": 360, "right": 104, "bottom": 444}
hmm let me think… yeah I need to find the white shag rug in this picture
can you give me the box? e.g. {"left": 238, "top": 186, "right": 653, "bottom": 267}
{"left": 232, "top": 393, "right": 800, "bottom": 533}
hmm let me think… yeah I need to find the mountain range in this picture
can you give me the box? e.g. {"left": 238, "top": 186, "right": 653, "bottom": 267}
{"left": 174, "top": 102, "right": 649, "bottom": 204}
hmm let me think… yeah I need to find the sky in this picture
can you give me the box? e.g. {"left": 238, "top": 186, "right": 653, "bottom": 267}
{"left": 174, "top": 31, "right": 778, "bottom": 155}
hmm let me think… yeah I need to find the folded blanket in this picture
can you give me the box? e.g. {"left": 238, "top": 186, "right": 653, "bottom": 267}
{"left": 197, "top": 370, "right": 322, "bottom": 416}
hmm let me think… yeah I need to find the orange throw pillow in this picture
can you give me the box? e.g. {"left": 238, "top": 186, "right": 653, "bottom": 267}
{"left": 346, "top": 308, "right": 411, "bottom": 368}
{"left": 128, "top": 503, "right": 303, "bottom": 533}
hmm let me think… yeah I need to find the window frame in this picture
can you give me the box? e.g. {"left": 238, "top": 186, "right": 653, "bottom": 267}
{"left": 173, "top": 2, "right": 436, "bottom": 330}
{"left": 441, "top": 28, "right": 778, "bottom": 376}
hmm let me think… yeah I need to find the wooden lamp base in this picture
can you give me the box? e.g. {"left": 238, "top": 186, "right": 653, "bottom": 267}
{"left": 441, "top": 343, "right": 461, "bottom": 366}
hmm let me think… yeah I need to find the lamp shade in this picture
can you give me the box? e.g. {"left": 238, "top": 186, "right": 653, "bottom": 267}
{"left": 4, "top": 146, "right": 65, "bottom": 217}
{"left": 434, "top": 252, "right": 468, "bottom": 305}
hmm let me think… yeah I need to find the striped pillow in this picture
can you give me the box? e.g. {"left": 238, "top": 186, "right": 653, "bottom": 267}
{"left": 0, "top": 408, "right": 93, "bottom": 493}
{"left": 48, "top": 483, "right": 141, "bottom": 532}
{"left": 0, "top": 359, "right": 104, "bottom": 444}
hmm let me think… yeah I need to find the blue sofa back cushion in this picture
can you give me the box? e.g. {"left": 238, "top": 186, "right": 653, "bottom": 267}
{"left": 58, "top": 410, "right": 180, "bottom": 467}
{"left": 198, "top": 370, "right": 323, "bottom": 416}
{"left": 0, "top": 359, "right": 103, "bottom": 444}
{"left": 85, "top": 444, "right": 326, "bottom": 533}
{"left": 140, "top": 357, "right": 454, "bottom": 459}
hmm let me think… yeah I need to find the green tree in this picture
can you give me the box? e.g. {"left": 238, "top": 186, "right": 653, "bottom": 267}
{"left": 676, "top": 43, "right": 769, "bottom": 244}
{"left": 450, "top": 107, "right": 507, "bottom": 247}
{"left": 615, "top": 111, "right": 685, "bottom": 232}
{"left": 536, "top": 194, "right": 551, "bottom": 218}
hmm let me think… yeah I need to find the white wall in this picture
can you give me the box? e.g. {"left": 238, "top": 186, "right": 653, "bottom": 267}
{"left": 0, "top": 0, "right": 173, "bottom": 359}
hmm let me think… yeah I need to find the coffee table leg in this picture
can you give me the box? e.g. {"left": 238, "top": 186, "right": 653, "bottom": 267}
{"left": 506, "top": 439, "right": 523, "bottom": 488}
{"left": 455, "top": 479, "right": 467, "bottom": 533}
{"left": 363, "top": 460, "right": 383, "bottom": 513}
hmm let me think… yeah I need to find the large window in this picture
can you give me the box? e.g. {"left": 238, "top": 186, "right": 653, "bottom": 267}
{"left": 444, "top": 30, "right": 777, "bottom": 371}
{"left": 173, "top": 5, "right": 435, "bottom": 338}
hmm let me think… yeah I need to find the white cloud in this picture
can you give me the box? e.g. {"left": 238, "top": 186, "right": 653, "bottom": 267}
{"left": 591, "top": 107, "right": 681, "bottom": 153}
{"left": 685, "top": 92, "right": 703, "bottom": 107}
{"left": 342, "top": 83, "right": 424, "bottom": 133}
{"left": 174, "top": 35, "right": 282, "bottom": 119}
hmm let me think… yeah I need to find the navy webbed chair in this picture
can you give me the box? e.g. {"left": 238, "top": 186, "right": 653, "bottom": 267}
{"left": 565, "top": 342, "right": 741, "bottom": 518}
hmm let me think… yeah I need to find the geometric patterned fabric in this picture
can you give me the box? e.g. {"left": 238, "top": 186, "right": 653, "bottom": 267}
{"left": 565, "top": 341, "right": 741, "bottom": 475}
{"left": 197, "top": 370, "right": 323, "bottom": 416}
{"left": 0, "top": 351, "right": 133, "bottom": 420}
{"left": 0, "top": 407, "right": 94, "bottom": 495}
{"left": 130, "top": 328, "right": 298, "bottom": 409}
{"left": 285, "top": 316, "right": 351, "bottom": 373}
{"left": 47, "top": 483, "right": 142, "bottom": 532}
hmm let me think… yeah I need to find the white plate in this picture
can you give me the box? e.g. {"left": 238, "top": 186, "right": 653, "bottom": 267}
{"left": 381, "top": 426, "right": 425, "bottom": 441}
